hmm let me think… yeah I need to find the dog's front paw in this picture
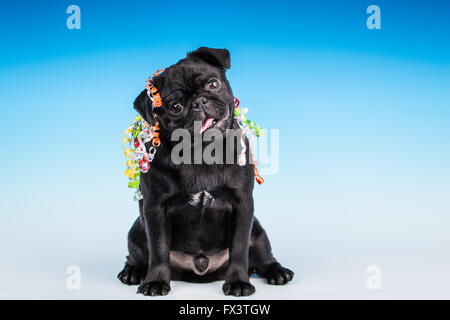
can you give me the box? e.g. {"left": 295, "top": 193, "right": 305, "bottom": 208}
{"left": 222, "top": 281, "right": 255, "bottom": 296}
{"left": 264, "top": 263, "right": 294, "bottom": 285}
{"left": 117, "top": 264, "right": 145, "bottom": 285}
{"left": 137, "top": 280, "right": 171, "bottom": 296}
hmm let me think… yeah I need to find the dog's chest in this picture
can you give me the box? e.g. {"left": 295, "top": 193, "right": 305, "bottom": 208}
{"left": 175, "top": 165, "right": 234, "bottom": 211}
{"left": 168, "top": 165, "right": 234, "bottom": 252}
{"left": 179, "top": 164, "right": 229, "bottom": 192}
{"left": 188, "top": 189, "right": 214, "bottom": 207}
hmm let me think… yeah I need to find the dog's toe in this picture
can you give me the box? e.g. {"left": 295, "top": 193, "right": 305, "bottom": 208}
{"left": 117, "top": 264, "right": 145, "bottom": 285}
{"left": 137, "top": 280, "right": 170, "bottom": 296}
{"left": 223, "top": 281, "right": 255, "bottom": 296}
{"left": 264, "top": 263, "right": 294, "bottom": 285}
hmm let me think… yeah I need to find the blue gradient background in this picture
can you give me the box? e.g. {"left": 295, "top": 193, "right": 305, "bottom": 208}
{"left": 0, "top": 0, "right": 449, "bottom": 298}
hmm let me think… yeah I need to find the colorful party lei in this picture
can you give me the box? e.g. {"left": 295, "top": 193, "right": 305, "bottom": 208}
{"left": 123, "top": 69, "right": 264, "bottom": 201}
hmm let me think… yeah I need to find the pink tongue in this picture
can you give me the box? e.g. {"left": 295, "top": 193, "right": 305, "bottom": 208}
{"left": 199, "top": 118, "right": 214, "bottom": 133}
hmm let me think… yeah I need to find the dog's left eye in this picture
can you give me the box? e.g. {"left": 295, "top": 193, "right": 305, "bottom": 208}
{"left": 170, "top": 103, "right": 183, "bottom": 114}
{"left": 206, "top": 79, "right": 219, "bottom": 90}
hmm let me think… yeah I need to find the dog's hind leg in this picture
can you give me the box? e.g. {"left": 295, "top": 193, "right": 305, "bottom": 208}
{"left": 118, "top": 201, "right": 149, "bottom": 285}
{"left": 249, "top": 218, "right": 294, "bottom": 285}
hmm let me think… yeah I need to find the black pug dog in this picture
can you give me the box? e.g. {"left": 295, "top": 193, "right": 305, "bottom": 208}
{"left": 118, "top": 47, "right": 293, "bottom": 296}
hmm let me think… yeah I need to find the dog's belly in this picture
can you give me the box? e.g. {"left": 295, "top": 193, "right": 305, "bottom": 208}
{"left": 170, "top": 249, "right": 229, "bottom": 275}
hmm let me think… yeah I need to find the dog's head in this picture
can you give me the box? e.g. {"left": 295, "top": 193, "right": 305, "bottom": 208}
{"left": 134, "top": 47, "right": 234, "bottom": 140}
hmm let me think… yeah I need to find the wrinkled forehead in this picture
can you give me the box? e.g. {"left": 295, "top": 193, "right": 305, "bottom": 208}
{"left": 157, "top": 61, "right": 225, "bottom": 94}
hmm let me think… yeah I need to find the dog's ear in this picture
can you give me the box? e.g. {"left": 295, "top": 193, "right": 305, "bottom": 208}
{"left": 188, "top": 47, "right": 231, "bottom": 70}
{"left": 133, "top": 89, "right": 155, "bottom": 125}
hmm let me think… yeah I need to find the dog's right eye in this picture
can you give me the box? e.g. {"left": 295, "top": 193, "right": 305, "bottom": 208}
{"left": 170, "top": 103, "right": 183, "bottom": 115}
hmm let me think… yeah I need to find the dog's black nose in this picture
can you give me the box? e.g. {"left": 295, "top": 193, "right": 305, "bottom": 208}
{"left": 192, "top": 96, "right": 208, "bottom": 110}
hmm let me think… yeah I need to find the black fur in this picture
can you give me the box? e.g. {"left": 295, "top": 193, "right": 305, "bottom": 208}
{"left": 118, "top": 47, "right": 293, "bottom": 296}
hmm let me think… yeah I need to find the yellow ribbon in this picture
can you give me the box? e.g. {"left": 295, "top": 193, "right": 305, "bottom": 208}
{"left": 124, "top": 148, "right": 133, "bottom": 157}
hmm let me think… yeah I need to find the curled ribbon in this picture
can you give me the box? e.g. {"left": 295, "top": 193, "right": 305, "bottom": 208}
{"left": 123, "top": 69, "right": 167, "bottom": 200}
{"left": 233, "top": 100, "right": 264, "bottom": 184}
